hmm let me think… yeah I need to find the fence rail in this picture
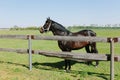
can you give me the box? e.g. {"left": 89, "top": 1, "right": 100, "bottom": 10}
{"left": 1, "top": 34, "right": 120, "bottom": 43}
{"left": 1, "top": 48, "right": 120, "bottom": 61}
{"left": 0, "top": 35, "right": 120, "bottom": 80}
{"left": 0, "top": 35, "right": 109, "bottom": 42}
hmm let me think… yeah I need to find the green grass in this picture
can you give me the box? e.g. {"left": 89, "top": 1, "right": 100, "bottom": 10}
{"left": 0, "top": 29, "right": 120, "bottom": 80}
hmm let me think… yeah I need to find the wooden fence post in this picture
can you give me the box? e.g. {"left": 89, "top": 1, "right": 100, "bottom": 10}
{"left": 28, "top": 35, "right": 32, "bottom": 71}
{"left": 110, "top": 38, "right": 114, "bottom": 80}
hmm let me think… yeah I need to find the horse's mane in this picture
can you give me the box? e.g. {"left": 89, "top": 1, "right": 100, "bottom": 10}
{"left": 51, "top": 19, "right": 69, "bottom": 32}
{"left": 51, "top": 20, "right": 65, "bottom": 28}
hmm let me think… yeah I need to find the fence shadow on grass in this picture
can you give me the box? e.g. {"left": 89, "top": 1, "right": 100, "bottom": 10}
{"left": 32, "top": 61, "right": 118, "bottom": 80}
{"left": 71, "top": 70, "right": 110, "bottom": 80}
{"left": 32, "top": 60, "right": 96, "bottom": 70}
{"left": 0, "top": 61, "right": 29, "bottom": 69}
{"left": 0, "top": 60, "right": 118, "bottom": 80}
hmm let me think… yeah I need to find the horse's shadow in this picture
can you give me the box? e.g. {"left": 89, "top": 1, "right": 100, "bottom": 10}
{"left": 0, "top": 60, "right": 118, "bottom": 80}
{"left": 32, "top": 61, "right": 111, "bottom": 80}
{"left": 32, "top": 60, "right": 76, "bottom": 70}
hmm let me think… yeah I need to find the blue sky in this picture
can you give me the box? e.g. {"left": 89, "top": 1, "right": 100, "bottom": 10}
{"left": 0, "top": 0, "right": 120, "bottom": 28}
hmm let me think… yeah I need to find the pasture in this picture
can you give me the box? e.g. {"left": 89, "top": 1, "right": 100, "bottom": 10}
{"left": 0, "top": 28, "right": 120, "bottom": 80}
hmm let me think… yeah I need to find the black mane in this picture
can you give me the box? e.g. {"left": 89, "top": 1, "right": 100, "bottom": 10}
{"left": 50, "top": 20, "right": 70, "bottom": 35}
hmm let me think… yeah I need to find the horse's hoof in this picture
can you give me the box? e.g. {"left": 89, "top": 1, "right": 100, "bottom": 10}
{"left": 95, "top": 66, "right": 98, "bottom": 68}
{"left": 66, "top": 70, "right": 71, "bottom": 73}
{"left": 64, "top": 70, "right": 66, "bottom": 72}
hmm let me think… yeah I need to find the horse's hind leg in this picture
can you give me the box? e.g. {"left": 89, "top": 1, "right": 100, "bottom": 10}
{"left": 68, "top": 60, "right": 71, "bottom": 70}
{"left": 85, "top": 45, "right": 92, "bottom": 65}
{"left": 85, "top": 45, "right": 91, "bottom": 53}
{"left": 91, "top": 42, "right": 99, "bottom": 67}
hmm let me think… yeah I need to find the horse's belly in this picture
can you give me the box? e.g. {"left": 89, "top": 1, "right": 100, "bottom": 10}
{"left": 72, "top": 42, "right": 88, "bottom": 49}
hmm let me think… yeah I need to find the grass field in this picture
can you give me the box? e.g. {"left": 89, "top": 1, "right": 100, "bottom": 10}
{"left": 0, "top": 29, "right": 120, "bottom": 80}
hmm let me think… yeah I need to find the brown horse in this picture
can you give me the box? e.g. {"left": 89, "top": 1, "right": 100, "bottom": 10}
{"left": 39, "top": 18, "right": 99, "bottom": 71}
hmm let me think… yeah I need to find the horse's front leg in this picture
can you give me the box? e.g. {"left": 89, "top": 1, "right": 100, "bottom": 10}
{"left": 61, "top": 48, "right": 71, "bottom": 72}
{"left": 65, "top": 59, "right": 67, "bottom": 70}
{"left": 65, "top": 59, "right": 71, "bottom": 72}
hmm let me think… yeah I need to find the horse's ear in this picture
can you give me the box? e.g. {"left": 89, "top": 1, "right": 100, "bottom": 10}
{"left": 47, "top": 17, "right": 50, "bottom": 20}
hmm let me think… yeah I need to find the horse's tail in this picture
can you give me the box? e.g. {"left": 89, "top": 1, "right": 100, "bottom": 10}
{"left": 86, "top": 30, "right": 99, "bottom": 66}
{"left": 85, "top": 44, "right": 91, "bottom": 53}
{"left": 87, "top": 30, "right": 96, "bottom": 37}
{"left": 87, "top": 30, "right": 98, "bottom": 53}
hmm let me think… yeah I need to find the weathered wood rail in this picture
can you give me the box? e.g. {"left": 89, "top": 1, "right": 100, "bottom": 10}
{"left": 0, "top": 35, "right": 108, "bottom": 42}
{"left": 0, "top": 48, "right": 120, "bottom": 61}
{"left": 0, "top": 35, "right": 120, "bottom": 80}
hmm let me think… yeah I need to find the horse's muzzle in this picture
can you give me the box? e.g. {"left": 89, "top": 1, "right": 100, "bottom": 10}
{"left": 39, "top": 27, "right": 44, "bottom": 33}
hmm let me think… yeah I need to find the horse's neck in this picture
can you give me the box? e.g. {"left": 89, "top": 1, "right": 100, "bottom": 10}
{"left": 51, "top": 23, "right": 70, "bottom": 36}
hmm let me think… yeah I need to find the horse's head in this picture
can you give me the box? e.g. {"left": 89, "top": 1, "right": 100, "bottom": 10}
{"left": 40, "top": 17, "right": 52, "bottom": 33}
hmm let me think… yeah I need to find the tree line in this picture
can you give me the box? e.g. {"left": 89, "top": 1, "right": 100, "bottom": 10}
{"left": 10, "top": 24, "right": 120, "bottom": 30}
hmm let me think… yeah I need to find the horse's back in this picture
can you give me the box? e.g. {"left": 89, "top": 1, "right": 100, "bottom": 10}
{"left": 72, "top": 29, "right": 96, "bottom": 36}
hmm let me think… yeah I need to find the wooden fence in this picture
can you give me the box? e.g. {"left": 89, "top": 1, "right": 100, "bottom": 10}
{"left": 0, "top": 35, "right": 120, "bottom": 80}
